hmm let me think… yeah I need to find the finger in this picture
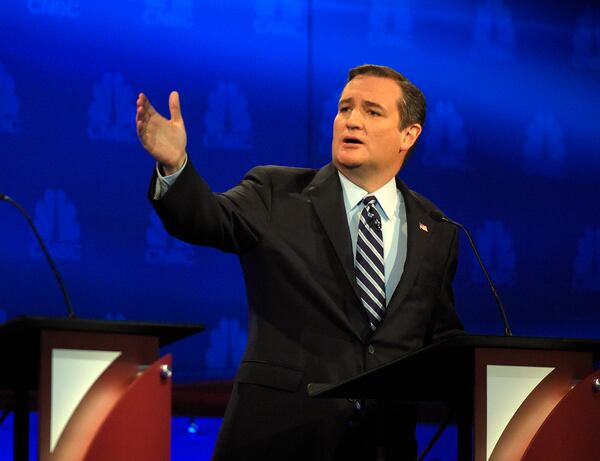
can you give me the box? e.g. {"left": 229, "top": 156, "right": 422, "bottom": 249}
{"left": 136, "top": 93, "right": 153, "bottom": 140}
{"left": 135, "top": 103, "right": 145, "bottom": 124}
{"left": 136, "top": 95, "right": 146, "bottom": 122}
{"left": 136, "top": 117, "right": 148, "bottom": 139}
{"left": 138, "top": 93, "right": 157, "bottom": 115}
{"left": 136, "top": 99, "right": 150, "bottom": 133}
{"left": 169, "top": 91, "right": 183, "bottom": 122}
{"left": 136, "top": 107, "right": 150, "bottom": 129}
{"left": 137, "top": 93, "right": 150, "bottom": 114}
{"left": 138, "top": 99, "right": 155, "bottom": 125}
{"left": 136, "top": 94, "right": 143, "bottom": 122}
{"left": 136, "top": 118, "right": 144, "bottom": 135}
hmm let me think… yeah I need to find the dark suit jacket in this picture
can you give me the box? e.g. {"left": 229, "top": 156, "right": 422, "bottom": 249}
{"left": 151, "top": 161, "right": 463, "bottom": 461}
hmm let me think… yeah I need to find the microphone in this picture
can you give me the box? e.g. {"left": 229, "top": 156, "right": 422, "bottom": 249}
{"left": 1, "top": 193, "right": 76, "bottom": 319}
{"left": 430, "top": 210, "right": 512, "bottom": 336}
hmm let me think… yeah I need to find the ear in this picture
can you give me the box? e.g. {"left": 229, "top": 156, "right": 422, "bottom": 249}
{"left": 399, "top": 123, "right": 422, "bottom": 152}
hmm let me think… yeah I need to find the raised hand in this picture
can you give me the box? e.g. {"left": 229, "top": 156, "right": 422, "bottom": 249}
{"left": 136, "top": 91, "right": 187, "bottom": 175}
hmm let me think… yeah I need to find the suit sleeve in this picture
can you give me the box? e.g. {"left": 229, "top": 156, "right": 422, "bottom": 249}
{"left": 148, "top": 160, "right": 271, "bottom": 254}
{"left": 426, "top": 228, "right": 464, "bottom": 343}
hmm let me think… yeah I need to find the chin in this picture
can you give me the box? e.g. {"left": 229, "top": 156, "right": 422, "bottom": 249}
{"left": 333, "top": 150, "right": 365, "bottom": 170}
{"left": 338, "top": 161, "right": 362, "bottom": 170}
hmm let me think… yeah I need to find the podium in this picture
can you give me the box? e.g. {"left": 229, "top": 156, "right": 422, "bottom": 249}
{"left": 0, "top": 316, "right": 203, "bottom": 461}
{"left": 308, "top": 334, "right": 600, "bottom": 461}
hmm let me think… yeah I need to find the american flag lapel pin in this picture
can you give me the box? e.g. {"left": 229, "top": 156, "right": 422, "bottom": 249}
{"left": 419, "top": 222, "right": 429, "bottom": 232}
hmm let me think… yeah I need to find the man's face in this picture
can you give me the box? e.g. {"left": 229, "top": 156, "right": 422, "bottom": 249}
{"left": 332, "top": 75, "right": 408, "bottom": 182}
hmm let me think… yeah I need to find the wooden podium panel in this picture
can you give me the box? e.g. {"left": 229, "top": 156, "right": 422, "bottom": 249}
{"left": 0, "top": 316, "right": 203, "bottom": 461}
{"left": 521, "top": 369, "right": 600, "bottom": 461}
{"left": 83, "top": 355, "right": 173, "bottom": 461}
{"left": 308, "top": 334, "right": 600, "bottom": 461}
{"left": 39, "top": 330, "right": 159, "bottom": 460}
{"left": 474, "top": 348, "right": 592, "bottom": 461}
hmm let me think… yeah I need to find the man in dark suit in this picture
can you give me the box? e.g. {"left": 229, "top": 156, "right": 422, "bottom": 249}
{"left": 136, "top": 64, "right": 463, "bottom": 460}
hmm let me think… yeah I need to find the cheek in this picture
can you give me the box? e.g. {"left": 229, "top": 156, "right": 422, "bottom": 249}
{"left": 371, "top": 126, "right": 398, "bottom": 142}
{"left": 332, "top": 117, "right": 343, "bottom": 134}
{"left": 375, "top": 132, "right": 403, "bottom": 155}
{"left": 381, "top": 126, "right": 403, "bottom": 145}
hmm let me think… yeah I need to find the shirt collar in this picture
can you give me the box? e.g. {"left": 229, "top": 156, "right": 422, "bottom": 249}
{"left": 338, "top": 171, "right": 397, "bottom": 221}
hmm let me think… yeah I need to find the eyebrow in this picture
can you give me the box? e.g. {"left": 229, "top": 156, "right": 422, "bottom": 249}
{"left": 338, "top": 97, "right": 386, "bottom": 113}
{"left": 338, "top": 97, "right": 353, "bottom": 106}
{"left": 363, "top": 100, "right": 386, "bottom": 112}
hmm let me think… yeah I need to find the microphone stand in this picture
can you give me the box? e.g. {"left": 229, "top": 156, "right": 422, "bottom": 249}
{"left": 431, "top": 210, "right": 512, "bottom": 337}
{"left": 1, "top": 193, "right": 76, "bottom": 319}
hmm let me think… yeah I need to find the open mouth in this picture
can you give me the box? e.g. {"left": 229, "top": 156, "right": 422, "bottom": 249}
{"left": 343, "top": 137, "right": 363, "bottom": 145}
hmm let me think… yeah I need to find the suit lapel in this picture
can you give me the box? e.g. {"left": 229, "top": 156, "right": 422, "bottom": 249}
{"left": 305, "top": 166, "right": 434, "bottom": 334}
{"left": 385, "top": 178, "right": 432, "bottom": 316}
{"left": 305, "top": 164, "right": 365, "bottom": 338}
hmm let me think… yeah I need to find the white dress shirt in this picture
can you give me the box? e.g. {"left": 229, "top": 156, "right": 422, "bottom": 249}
{"left": 338, "top": 172, "right": 407, "bottom": 306}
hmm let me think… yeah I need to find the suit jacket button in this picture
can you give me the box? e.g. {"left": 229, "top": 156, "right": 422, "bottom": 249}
{"left": 367, "top": 345, "right": 375, "bottom": 355}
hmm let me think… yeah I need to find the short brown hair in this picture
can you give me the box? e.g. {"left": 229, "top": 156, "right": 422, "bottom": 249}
{"left": 347, "top": 64, "right": 426, "bottom": 130}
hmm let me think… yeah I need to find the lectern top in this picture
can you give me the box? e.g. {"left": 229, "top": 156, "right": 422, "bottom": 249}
{"left": 0, "top": 316, "right": 204, "bottom": 347}
{"left": 308, "top": 333, "right": 600, "bottom": 400}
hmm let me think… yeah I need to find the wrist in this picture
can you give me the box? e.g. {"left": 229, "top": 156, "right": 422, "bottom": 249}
{"left": 161, "top": 154, "right": 186, "bottom": 176}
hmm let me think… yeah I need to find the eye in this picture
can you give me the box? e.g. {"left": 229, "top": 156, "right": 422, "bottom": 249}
{"left": 368, "top": 110, "right": 381, "bottom": 117}
{"left": 339, "top": 106, "right": 350, "bottom": 113}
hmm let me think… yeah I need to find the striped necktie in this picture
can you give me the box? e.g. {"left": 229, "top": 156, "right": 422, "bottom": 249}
{"left": 355, "top": 196, "right": 386, "bottom": 331}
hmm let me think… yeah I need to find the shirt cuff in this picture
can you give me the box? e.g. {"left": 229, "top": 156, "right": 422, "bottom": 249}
{"left": 153, "top": 155, "right": 188, "bottom": 199}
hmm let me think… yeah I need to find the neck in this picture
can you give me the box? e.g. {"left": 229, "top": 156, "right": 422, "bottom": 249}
{"left": 336, "top": 167, "right": 397, "bottom": 193}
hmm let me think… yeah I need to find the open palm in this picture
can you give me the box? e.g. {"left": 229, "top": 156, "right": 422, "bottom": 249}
{"left": 136, "top": 91, "right": 187, "bottom": 173}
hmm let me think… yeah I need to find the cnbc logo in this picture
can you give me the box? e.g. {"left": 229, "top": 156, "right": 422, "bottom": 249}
{"left": 253, "top": 0, "right": 304, "bottom": 37}
{"left": 144, "top": 212, "right": 195, "bottom": 265}
{"left": 422, "top": 101, "right": 467, "bottom": 169}
{"left": 472, "top": 0, "right": 515, "bottom": 60}
{"left": 30, "top": 189, "right": 81, "bottom": 260}
{"left": 202, "top": 82, "right": 252, "bottom": 151}
{"left": 366, "top": 0, "right": 413, "bottom": 49}
{"left": 522, "top": 112, "right": 566, "bottom": 177}
{"left": 27, "top": 0, "right": 80, "bottom": 17}
{"left": 143, "top": 0, "right": 193, "bottom": 28}
{"left": 88, "top": 73, "right": 137, "bottom": 143}
{"left": 0, "top": 63, "right": 20, "bottom": 134}
{"left": 572, "top": 7, "right": 600, "bottom": 71}
{"left": 471, "top": 220, "right": 516, "bottom": 286}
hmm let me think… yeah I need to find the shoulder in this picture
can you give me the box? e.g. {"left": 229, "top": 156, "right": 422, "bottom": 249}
{"left": 396, "top": 178, "right": 442, "bottom": 214}
{"left": 243, "top": 165, "right": 321, "bottom": 191}
{"left": 396, "top": 179, "right": 457, "bottom": 242}
{"left": 407, "top": 189, "right": 441, "bottom": 213}
{"left": 246, "top": 165, "right": 316, "bottom": 178}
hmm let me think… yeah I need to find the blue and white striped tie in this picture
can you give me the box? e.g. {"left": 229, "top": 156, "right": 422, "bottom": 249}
{"left": 355, "top": 196, "right": 386, "bottom": 331}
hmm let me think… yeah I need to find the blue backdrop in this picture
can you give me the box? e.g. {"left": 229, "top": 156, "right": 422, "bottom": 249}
{"left": 1, "top": 0, "right": 599, "bottom": 459}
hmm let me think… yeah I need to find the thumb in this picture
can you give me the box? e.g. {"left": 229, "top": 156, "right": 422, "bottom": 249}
{"left": 169, "top": 91, "right": 183, "bottom": 122}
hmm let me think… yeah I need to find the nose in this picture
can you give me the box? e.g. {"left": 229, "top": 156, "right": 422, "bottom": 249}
{"left": 346, "top": 109, "right": 363, "bottom": 130}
